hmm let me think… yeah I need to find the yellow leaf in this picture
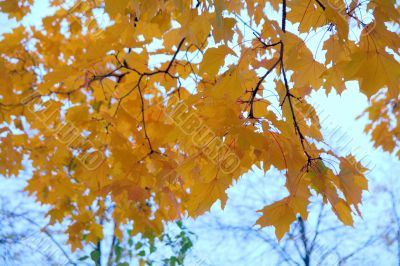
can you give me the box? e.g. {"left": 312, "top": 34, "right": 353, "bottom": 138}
{"left": 186, "top": 175, "right": 232, "bottom": 216}
{"left": 199, "top": 46, "right": 235, "bottom": 77}
{"left": 256, "top": 198, "right": 297, "bottom": 240}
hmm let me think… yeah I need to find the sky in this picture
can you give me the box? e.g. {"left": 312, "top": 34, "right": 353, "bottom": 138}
{"left": 0, "top": 1, "right": 399, "bottom": 265}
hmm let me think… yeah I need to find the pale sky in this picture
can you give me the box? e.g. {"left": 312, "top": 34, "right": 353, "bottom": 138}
{"left": 1, "top": 1, "right": 399, "bottom": 265}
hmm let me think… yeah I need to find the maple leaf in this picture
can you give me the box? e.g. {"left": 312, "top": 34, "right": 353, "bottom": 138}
{"left": 257, "top": 195, "right": 308, "bottom": 240}
{"left": 186, "top": 175, "right": 232, "bottom": 216}
{"left": 199, "top": 46, "right": 236, "bottom": 77}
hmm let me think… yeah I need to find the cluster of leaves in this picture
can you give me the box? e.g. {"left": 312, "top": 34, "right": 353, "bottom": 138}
{"left": 159, "top": 221, "right": 195, "bottom": 266}
{"left": 78, "top": 221, "right": 195, "bottom": 266}
{"left": 0, "top": 0, "right": 398, "bottom": 249}
{"left": 129, "top": 221, "right": 195, "bottom": 266}
{"left": 361, "top": 91, "right": 399, "bottom": 157}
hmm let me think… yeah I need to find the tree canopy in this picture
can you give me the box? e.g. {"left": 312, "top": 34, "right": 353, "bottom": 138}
{"left": 0, "top": 0, "right": 398, "bottom": 250}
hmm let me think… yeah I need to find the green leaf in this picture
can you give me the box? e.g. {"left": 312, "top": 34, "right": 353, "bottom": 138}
{"left": 135, "top": 242, "right": 143, "bottom": 250}
{"left": 115, "top": 245, "right": 122, "bottom": 261}
{"left": 78, "top": 255, "right": 89, "bottom": 261}
{"left": 176, "top": 220, "right": 183, "bottom": 228}
{"left": 90, "top": 250, "right": 100, "bottom": 263}
{"left": 150, "top": 244, "right": 156, "bottom": 253}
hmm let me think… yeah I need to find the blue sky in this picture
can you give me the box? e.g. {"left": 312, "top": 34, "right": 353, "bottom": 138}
{"left": 1, "top": 1, "right": 399, "bottom": 265}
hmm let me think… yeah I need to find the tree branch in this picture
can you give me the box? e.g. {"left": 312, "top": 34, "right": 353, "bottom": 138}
{"left": 282, "top": 0, "right": 287, "bottom": 32}
{"left": 315, "top": 0, "right": 326, "bottom": 11}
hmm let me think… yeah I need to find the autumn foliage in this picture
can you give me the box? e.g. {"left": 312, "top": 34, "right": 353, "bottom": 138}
{"left": 0, "top": 0, "right": 398, "bottom": 249}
